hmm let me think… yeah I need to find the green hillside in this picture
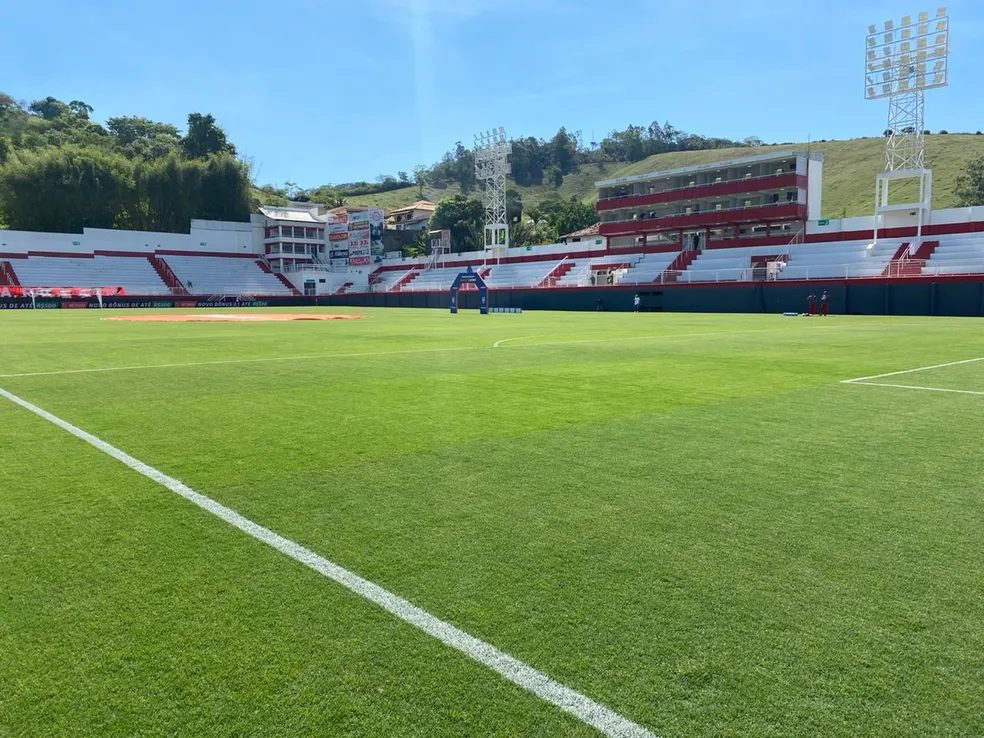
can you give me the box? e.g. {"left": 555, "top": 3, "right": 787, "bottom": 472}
{"left": 338, "top": 135, "right": 984, "bottom": 219}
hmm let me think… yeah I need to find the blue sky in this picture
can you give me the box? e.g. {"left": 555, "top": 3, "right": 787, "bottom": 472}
{"left": 3, "top": 0, "right": 983, "bottom": 188}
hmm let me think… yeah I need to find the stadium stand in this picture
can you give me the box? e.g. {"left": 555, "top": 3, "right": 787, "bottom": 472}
{"left": 617, "top": 251, "right": 684, "bottom": 284}
{"left": 371, "top": 267, "right": 420, "bottom": 292}
{"left": 777, "top": 240, "right": 902, "bottom": 280}
{"left": 11, "top": 255, "right": 170, "bottom": 294}
{"left": 163, "top": 255, "right": 293, "bottom": 295}
{"left": 484, "top": 260, "right": 564, "bottom": 288}
{"left": 399, "top": 266, "right": 471, "bottom": 292}
{"left": 923, "top": 236, "right": 984, "bottom": 275}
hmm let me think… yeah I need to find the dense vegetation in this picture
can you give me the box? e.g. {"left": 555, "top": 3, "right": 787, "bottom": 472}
{"left": 0, "top": 92, "right": 250, "bottom": 232}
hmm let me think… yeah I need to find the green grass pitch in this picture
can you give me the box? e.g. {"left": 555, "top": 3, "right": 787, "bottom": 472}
{"left": 1, "top": 307, "right": 982, "bottom": 737}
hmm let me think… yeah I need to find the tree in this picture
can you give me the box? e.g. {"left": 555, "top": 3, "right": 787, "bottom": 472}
{"left": 548, "top": 127, "right": 578, "bottom": 175}
{"left": 0, "top": 134, "right": 10, "bottom": 166}
{"left": 68, "top": 101, "right": 94, "bottom": 120}
{"left": 108, "top": 116, "right": 180, "bottom": 146}
{"left": 397, "top": 171, "right": 409, "bottom": 184}
{"left": 429, "top": 195, "right": 485, "bottom": 252}
{"left": 510, "top": 136, "right": 546, "bottom": 186}
{"left": 181, "top": 113, "right": 235, "bottom": 159}
{"left": 0, "top": 145, "right": 135, "bottom": 232}
{"left": 452, "top": 141, "right": 476, "bottom": 192}
{"left": 955, "top": 155, "right": 984, "bottom": 206}
{"left": 506, "top": 188, "right": 523, "bottom": 224}
{"left": 413, "top": 165, "right": 428, "bottom": 197}
{"left": 28, "top": 96, "right": 71, "bottom": 120}
{"left": 551, "top": 196, "right": 598, "bottom": 237}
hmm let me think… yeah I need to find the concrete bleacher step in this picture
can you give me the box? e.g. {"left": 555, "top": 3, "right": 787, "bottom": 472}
{"left": 660, "top": 250, "right": 698, "bottom": 283}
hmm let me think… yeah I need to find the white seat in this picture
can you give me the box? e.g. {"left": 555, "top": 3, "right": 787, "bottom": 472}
{"left": 164, "top": 256, "right": 291, "bottom": 295}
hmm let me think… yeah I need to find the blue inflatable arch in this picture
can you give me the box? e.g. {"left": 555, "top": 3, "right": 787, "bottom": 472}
{"left": 449, "top": 267, "right": 489, "bottom": 314}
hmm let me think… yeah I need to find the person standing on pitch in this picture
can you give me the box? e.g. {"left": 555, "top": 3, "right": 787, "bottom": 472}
{"left": 633, "top": 293, "right": 641, "bottom": 312}
{"left": 820, "top": 289, "right": 829, "bottom": 316}
{"left": 806, "top": 292, "right": 817, "bottom": 316}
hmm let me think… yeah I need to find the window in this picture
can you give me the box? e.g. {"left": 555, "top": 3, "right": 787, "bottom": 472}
{"left": 786, "top": 191, "right": 797, "bottom": 202}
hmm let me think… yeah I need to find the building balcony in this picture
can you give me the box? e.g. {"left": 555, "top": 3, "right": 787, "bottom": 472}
{"left": 598, "top": 202, "right": 806, "bottom": 237}
{"left": 597, "top": 173, "right": 806, "bottom": 211}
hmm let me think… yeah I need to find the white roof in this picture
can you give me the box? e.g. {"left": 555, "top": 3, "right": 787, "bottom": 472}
{"left": 258, "top": 205, "right": 327, "bottom": 224}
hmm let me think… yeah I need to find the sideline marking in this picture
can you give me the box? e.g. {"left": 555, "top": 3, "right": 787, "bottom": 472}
{"left": 0, "top": 386, "right": 657, "bottom": 738}
{"left": 841, "top": 356, "right": 984, "bottom": 384}
{"left": 844, "top": 381, "right": 984, "bottom": 397}
{"left": 0, "top": 327, "right": 782, "bottom": 378}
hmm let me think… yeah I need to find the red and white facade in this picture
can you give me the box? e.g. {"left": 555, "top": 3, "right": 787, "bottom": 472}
{"left": 596, "top": 151, "right": 824, "bottom": 251}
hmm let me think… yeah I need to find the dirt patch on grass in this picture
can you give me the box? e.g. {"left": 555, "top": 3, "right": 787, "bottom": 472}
{"left": 104, "top": 313, "right": 364, "bottom": 323}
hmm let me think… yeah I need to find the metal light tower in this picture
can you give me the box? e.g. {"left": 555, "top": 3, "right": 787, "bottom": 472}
{"left": 865, "top": 8, "right": 949, "bottom": 243}
{"left": 475, "top": 127, "right": 510, "bottom": 254}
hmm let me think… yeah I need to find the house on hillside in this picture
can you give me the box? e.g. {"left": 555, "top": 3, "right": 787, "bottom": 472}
{"left": 386, "top": 201, "right": 436, "bottom": 231}
{"left": 560, "top": 223, "right": 606, "bottom": 248}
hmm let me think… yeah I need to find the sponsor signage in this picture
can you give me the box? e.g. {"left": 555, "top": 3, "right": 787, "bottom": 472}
{"left": 347, "top": 210, "right": 372, "bottom": 266}
{"left": 100, "top": 300, "right": 173, "bottom": 309}
{"left": 1, "top": 285, "right": 125, "bottom": 298}
{"left": 0, "top": 300, "right": 59, "bottom": 309}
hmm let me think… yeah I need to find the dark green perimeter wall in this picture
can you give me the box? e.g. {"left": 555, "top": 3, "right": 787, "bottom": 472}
{"left": 4, "top": 280, "right": 982, "bottom": 315}
{"left": 319, "top": 280, "right": 984, "bottom": 317}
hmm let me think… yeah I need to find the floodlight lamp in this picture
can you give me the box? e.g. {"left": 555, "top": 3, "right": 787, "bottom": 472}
{"left": 937, "top": 7, "right": 946, "bottom": 18}
{"left": 884, "top": 19, "right": 894, "bottom": 30}
{"left": 919, "top": 10, "right": 929, "bottom": 21}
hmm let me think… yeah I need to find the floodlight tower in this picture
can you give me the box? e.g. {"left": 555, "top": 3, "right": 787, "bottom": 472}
{"left": 865, "top": 8, "right": 949, "bottom": 245}
{"left": 474, "top": 127, "right": 511, "bottom": 256}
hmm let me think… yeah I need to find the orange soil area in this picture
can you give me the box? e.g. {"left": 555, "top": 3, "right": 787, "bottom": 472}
{"left": 104, "top": 313, "right": 364, "bottom": 323}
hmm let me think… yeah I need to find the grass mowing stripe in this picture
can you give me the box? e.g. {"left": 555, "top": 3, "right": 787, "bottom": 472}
{"left": 0, "top": 325, "right": 812, "bottom": 379}
{"left": 0, "top": 385, "right": 658, "bottom": 738}
{"left": 841, "top": 356, "right": 984, "bottom": 383}
{"left": 844, "top": 382, "right": 984, "bottom": 396}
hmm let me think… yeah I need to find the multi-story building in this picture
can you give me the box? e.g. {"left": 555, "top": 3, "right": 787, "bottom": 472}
{"left": 595, "top": 151, "right": 823, "bottom": 250}
{"left": 254, "top": 202, "right": 327, "bottom": 273}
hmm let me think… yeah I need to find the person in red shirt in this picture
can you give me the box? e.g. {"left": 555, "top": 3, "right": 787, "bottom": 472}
{"left": 806, "top": 293, "right": 817, "bottom": 316}
{"left": 820, "top": 290, "right": 829, "bottom": 316}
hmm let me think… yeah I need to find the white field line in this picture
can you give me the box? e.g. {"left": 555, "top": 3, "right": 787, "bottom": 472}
{"left": 840, "top": 356, "right": 984, "bottom": 384}
{"left": 1, "top": 326, "right": 786, "bottom": 379}
{"left": 493, "top": 336, "right": 539, "bottom": 348}
{"left": 0, "top": 385, "right": 657, "bottom": 738}
{"left": 844, "top": 382, "right": 984, "bottom": 396}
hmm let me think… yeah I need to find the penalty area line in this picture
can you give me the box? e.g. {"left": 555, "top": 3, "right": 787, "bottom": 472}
{"left": 0, "top": 385, "right": 657, "bottom": 738}
{"left": 840, "top": 356, "right": 984, "bottom": 384}
{"left": 842, "top": 381, "right": 984, "bottom": 397}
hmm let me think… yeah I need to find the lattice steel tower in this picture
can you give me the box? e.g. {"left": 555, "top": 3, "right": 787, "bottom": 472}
{"left": 865, "top": 8, "right": 950, "bottom": 242}
{"left": 475, "top": 127, "right": 510, "bottom": 251}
